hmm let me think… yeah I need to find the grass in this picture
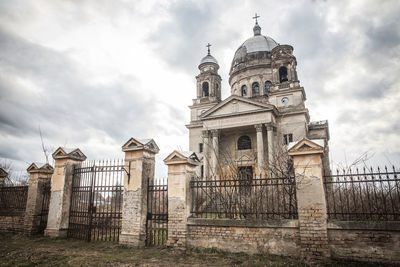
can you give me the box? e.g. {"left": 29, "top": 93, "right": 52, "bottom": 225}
{"left": 0, "top": 233, "right": 396, "bottom": 266}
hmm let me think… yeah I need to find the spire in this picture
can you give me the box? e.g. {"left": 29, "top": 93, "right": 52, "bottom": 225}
{"left": 252, "top": 13, "right": 261, "bottom": 36}
{"left": 206, "top": 43, "right": 211, "bottom": 55}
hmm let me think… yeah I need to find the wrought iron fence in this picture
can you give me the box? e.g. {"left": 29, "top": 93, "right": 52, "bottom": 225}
{"left": 0, "top": 186, "right": 28, "bottom": 216}
{"left": 324, "top": 166, "right": 400, "bottom": 221}
{"left": 190, "top": 176, "right": 298, "bottom": 220}
{"left": 146, "top": 178, "right": 168, "bottom": 246}
{"left": 39, "top": 182, "right": 51, "bottom": 233}
{"left": 68, "top": 159, "right": 124, "bottom": 242}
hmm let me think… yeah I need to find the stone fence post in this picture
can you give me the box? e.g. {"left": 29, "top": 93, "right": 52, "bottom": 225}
{"left": 45, "top": 147, "right": 86, "bottom": 238}
{"left": 0, "top": 168, "right": 7, "bottom": 187}
{"left": 119, "top": 138, "right": 159, "bottom": 246}
{"left": 164, "top": 151, "right": 199, "bottom": 248}
{"left": 24, "top": 163, "right": 54, "bottom": 235}
{"left": 288, "top": 138, "right": 331, "bottom": 263}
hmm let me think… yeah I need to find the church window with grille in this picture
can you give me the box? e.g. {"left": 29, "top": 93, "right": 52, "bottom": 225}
{"left": 252, "top": 82, "right": 260, "bottom": 96}
{"left": 238, "top": 135, "right": 251, "bottom": 150}
{"left": 202, "top": 82, "right": 209, "bottom": 97}
{"left": 283, "top": 133, "right": 293, "bottom": 145}
{"left": 241, "top": 85, "right": 247, "bottom": 97}
{"left": 199, "top": 143, "right": 203, "bottom": 153}
{"left": 279, "top": 67, "right": 288, "bottom": 83}
{"left": 264, "top": 81, "right": 272, "bottom": 95}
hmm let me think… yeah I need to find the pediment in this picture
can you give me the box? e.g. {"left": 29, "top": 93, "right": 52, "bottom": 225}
{"left": 27, "top": 162, "right": 54, "bottom": 174}
{"left": 200, "top": 96, "right": 275, "bottom": 119}
{"left": 0, "top": 167, "right": 8, "bottom": 178}
{"left": 122, "top": 137, "right": 160, "bottom": 154}
{"left": 288, "top": 138, "right": 325, "bottom": 156}
{"left": 164, "top": 150, "right": 200, "bottom": 165}
{"left": 52, "top": 147, "right": 86, "bottom": 161}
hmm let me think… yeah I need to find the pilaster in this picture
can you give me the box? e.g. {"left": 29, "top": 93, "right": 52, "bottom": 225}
{"left": 24, "top": 163, "right": 53, "bottom": 235}
{"left": 164, "top": 151, "right": 199, "bottom": 248}
{"left": 45, "top": 147, "right": 86, "bottom": 238}
{"left": 288, "top": 138, "right": 331, "bottom": 263}
{"left": 119, "top": 138, "right": 159, "bottom": 246}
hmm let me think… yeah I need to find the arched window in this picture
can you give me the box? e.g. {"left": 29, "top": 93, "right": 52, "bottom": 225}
{"left": 241, "top": 85, "right": 247, "bottom": 97}
{"left": 264, "top": 81, "right": 272, "bottom": 95}
{"left": 279, "top": 67, "right": 288, "bottom": 83}
{"left": 252, "top": 82, "right": 259, "bottom": 97}
{"left": 202, "top": 82, "right": 209, "bottom": 97}
{"left": 238, "top": 135, "right": 251, "bottom": 150}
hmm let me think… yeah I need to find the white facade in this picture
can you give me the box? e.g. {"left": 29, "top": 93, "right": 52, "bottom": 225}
{"left": 186, "top": 21, "right": 330, "bottom": 177}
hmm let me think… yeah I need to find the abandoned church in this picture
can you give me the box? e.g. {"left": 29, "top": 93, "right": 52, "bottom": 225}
{"left": 0, "top": 15, "right": 399, "bottom": 266}
{"left": 187, "top": 18, "right": 330, "bottom": 178}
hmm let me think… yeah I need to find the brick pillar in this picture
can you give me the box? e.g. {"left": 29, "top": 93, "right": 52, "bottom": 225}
{"left": 119, "top": 138, "right": 159, "bottom": 246}
{"left": 0, "top": 168, "right": 7, "bottom": 187}
{"left": 24, "top": 163, "right": 53, "bottom": 235}
{"left": 288, "top": 138, "right": 331, "bottom": 263}
{"left": 45, "top": 147, "right": 86, "bottom": 238}
{"left": 164, "top": 151, "right": 199, "bottom": 248}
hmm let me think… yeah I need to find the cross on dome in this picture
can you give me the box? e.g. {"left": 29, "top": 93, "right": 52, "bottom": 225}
{"left": 206, "top": 43, "right": 211, "bottom": 55}
{"left": 252, "top": 13, "right": 260, "bottom": 24}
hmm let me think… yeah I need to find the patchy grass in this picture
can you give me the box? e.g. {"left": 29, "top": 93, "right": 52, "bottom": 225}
{"left": 0, "top": 233, "right": 395, "bottom": 266}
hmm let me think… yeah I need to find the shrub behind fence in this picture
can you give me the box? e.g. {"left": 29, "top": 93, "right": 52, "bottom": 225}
{"left": 190, "top": 176, "right": 298, "bottom": 220}
{"left": 324, "top": 166, "right": 400, "bottom": 221}
{"left": 0, "top": 186, "right": 28, "bottom": 216}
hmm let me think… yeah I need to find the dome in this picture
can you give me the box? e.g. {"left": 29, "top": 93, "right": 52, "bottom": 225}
{"left": 231, "top": 22, "right": 278, "bottom": 65}
{"left": 200, "top": 54, "right": 218, "bottom": 65}
{"left": 232, "top": 35, "right": 278, "bottom": 62}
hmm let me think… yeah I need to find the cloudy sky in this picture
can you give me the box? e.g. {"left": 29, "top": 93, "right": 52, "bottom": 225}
{"left": 0, "top": 0, "right": 399, "bottom": 179}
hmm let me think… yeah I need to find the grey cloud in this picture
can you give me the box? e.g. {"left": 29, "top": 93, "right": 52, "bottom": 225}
{"left": 0, "top": 28, "right": 158, "bottom": 163}
{"left": 148, "top": 0, "right": 240, "bottom": 73}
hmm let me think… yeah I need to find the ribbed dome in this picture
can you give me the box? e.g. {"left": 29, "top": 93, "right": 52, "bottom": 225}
{"left": 232, "top": 35, "right": 278, "bottom": 62}
{"left": 200, "top": 54, "right": 218, "bottom": 65}
{"left": 231, "top": 22, "right": 278, "bottom": 67}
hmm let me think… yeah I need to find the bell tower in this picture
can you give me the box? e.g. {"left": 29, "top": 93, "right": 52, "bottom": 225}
{"left": 195, "top": 43, "right": 221, "bottom": 103}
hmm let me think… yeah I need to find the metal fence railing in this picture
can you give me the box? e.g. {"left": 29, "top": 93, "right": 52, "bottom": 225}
{"left": 0, "top": 186, "right": 28, "bottom": 216}
{"left": 190, "top": 176, "right": 298, "bottom": 220}
{"left": 324, "top": 166, "right": 400, "bottom": 221}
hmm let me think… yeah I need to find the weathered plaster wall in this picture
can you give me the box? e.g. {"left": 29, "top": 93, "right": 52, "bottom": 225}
{"left": 187, "top": 219, "right": 300, "bottom": 257}
{"left": 328, "top": 221, "right": 400, "bottom": 263}
{"left": 0, "top": 215, "right": 25, "bottom": 232}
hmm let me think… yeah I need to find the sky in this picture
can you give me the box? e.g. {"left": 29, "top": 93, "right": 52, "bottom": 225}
{"left": 0, "top": 0, "right": 399, "bottom": 180}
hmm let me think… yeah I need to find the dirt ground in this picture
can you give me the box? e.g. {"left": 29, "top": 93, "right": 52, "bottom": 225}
{"left": 0, "top": 233, "right": 395, "bottom": 267}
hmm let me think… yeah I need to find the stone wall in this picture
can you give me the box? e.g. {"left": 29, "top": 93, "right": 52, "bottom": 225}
{"left": 187, "top": 219, "right": 300, "bottom": 257}
{"left": 0, "top": 215, "right": 25, "bottom": 232}
{"left": 328, "top": 221, "right": 400, "bottom": 264}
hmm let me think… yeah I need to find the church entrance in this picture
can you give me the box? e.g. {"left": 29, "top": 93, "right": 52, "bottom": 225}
{"left": 238, "top": 166, "right": 253, "bottom": 190}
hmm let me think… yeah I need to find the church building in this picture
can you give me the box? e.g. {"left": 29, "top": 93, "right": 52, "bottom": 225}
{"left": 186, "top": 16, "right": 330, "bottom": 178}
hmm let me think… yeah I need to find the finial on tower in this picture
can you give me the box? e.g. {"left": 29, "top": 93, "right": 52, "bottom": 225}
{"left": 206, "top": 43, "right": 211, "bottom": 55}
{"left": 252, "top": 13, "right": 261, "bottom": 36}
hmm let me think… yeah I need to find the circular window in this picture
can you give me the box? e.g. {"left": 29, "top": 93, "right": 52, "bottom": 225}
{"left": 281, "top": 97, "right": 289, "bottom": 105}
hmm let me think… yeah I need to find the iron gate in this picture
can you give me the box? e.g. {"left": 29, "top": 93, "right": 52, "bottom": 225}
{"left": 68, "top": 160, "right": 124, "bottom": 242}
{"left": 146, "top": 178, "right": 168, "bottom": 246}
{"left": 39, "top": 182, "right": 51, "bottom": 234}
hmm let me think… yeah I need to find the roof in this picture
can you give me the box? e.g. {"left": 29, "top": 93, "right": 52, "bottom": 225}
{"left": 200, "top": 54, "right": 218, "bottom": 65}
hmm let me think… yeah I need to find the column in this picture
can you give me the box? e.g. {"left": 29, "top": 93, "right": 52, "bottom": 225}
{"left": 288, "top": 139, "right": 331, "bottom": 263}
{"left": 119, "top": 138, "right": 159, "bottom": 246}
{"left": 202, "top": 130, "right": 209, "bottom": 178}
{"left": 24, "top": 163, "right": 53, "bottom": 235}
{"left": 164, "top": 151, "right": 199, "bottom": 248}
{"left": 45, "top": 147, "right": 86, "bottom": 238}
{"left": 266, "top": 124, "right": 274, "bottom": 166}
{"left": 211, "top": 129, "right": 219, "bottom": 177}
{"left": 255, "top": 124, "right": 264, "bottom": 176}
